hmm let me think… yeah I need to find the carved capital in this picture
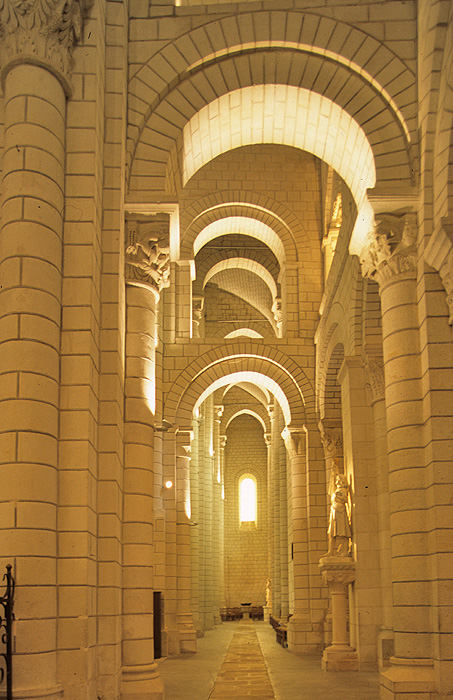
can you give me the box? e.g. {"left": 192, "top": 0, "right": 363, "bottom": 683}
{"left": 272, "top": 297, "right": 282, "bottom": 326}
{"left": 264, "top": 432, "right": 271, "bottom": 448}
{"left": 364, "top": 355, "right": 385, "bottom": 404}
{"left": 0, "top": 0, "right": 92, "bottom": 94}
{"left": 360, "top": 213, "right": 417, "bottom": 286}
{"left": 192, "top": 296, "right": 204, "bottom": 320}
{"left": 125, "top": 217, "right": 170, "bottom": 297}
{"left": 176, "top": 429, "right": 193, "bottom": 459}
{"left": 319, "top": 558, "right": 356, "bottom": 591}
{"left": 318, "top": 423, "right": 343, "bottom": 458}
{"left": 214, "top": 405, "right": 224, "bottom": 421}
{"left": 219, "top": 435, "right": 227, "bottom": 450}
{"left": 282, "top": 427, "right": 306, "bottom": 456}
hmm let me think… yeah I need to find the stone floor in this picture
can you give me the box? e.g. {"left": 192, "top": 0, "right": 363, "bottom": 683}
{"left": 158, "top": 619, "right": 381, "bottom": 700}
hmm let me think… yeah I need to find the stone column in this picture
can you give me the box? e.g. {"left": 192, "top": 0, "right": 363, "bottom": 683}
{"left": 268, "top": 405, "right": 281, "bottom": 617}
{"left": 264, "top": 432, "right": 272, "bottom": 622}
{"left": 203, "top": 395, "right": 215, "bottom": 629}
{"left": 279, "top": 427, "right": 289, "bottom": 620}
{"left": 190, "top": 417, "right": 202, "bottom": 636}
{"left": 176, "top": 432, "right": 197, "bottom": 653}
{"left": 219, "top": 435, "right": 227, "bottom": 612}
{"left": 363, "top": 352, "right": 393, "bottom": 668}
{"left": 360, "top": 213, "right": 434, "bottom": 698}
{"left": 284, "top": 427, "right": 313, "bottom": 653}
{"left": 319, "top": 558, "right": 357, "bottom": 670}
{"left": 196, "top": 412, "right": 207, "bottom": 633}
{"left": 213, "top": 406, "right": 224, "bottom": 624}
{"left": 122, "top": 217, "right": 170, "bottom": 700}
{"left": 0, "top": 4, "right": 88, "bottom": 697}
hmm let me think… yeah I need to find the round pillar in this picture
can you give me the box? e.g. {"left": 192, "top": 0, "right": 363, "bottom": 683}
{"left": 319, "top": 558, "right": 358, "bottom": 671}
{"left": 284, "top": 427, "right": 313, "bottom": 653}
{"left": 0, "top": 59, "right": 65, "bottom": 700}
{"left": 176, "top": 433, "right": 197, "bottom": 652}
{"left": 360, "top": 213, "right": 435, "bottom": 697}
{"left": 122, "top": 218, "right": 170, "bottom": 700}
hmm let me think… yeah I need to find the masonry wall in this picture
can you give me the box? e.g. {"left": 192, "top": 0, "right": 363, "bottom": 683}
{"left": 224, "top": 415, "right": 268, "bottom": 607}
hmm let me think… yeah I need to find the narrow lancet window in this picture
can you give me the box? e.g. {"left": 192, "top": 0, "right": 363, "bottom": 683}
{"left": 239, "top": 475, "right": 257, "bottom": 524}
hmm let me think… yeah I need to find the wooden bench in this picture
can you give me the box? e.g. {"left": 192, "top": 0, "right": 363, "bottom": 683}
{"left": 220, "top": 607, "right": 243, "bottom": 621}
{"left": 250, "top": 606, "right": 263, "bottom": 620}
{"left": 275, "top": 622, "right": 288, "bottom": 647}
{"left": 269, "top": 614, "right": 292, "bottom": 647}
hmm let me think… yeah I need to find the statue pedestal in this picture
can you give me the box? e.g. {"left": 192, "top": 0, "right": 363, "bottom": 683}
{"left": 263, "top": 605, "right": 271, "bottom": 623}
{"left": 319, "top": 556, "right": 358, "bottom": 672}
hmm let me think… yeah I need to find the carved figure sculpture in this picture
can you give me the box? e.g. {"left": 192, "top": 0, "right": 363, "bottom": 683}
{"left": 125, "top": 233, "right": 170, "bottom": 291}
{"left": 265, "top": 578, "right": 272, "bottom": 606}
{"left": 327, "top": 473, "right": 352, "bottom": 556}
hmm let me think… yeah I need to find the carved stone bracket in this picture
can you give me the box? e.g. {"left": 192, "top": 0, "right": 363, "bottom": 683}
{"left": 0, "top": 0, "right": 92, "bottom": 94}
{"left": 319, "top": 557, "right": 356, "bottom": 590}
{"left": 360, "top": 213, "right": 417, "bottom": 287}
{"left": 125, "top": 217, "right": 170, "bottom": 298}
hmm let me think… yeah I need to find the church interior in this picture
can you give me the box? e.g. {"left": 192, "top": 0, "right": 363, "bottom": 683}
{"left": 0, "top": 0, "right": 452, "bottom": 698}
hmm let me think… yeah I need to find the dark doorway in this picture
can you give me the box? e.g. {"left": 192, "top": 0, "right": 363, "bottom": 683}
{"left": 153, "top": 591, "right": 163, "bottom": 659}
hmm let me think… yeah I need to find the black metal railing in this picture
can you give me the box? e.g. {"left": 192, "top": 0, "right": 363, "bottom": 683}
{"left": 0, "top": 565, "right": 14, "bottom": 700}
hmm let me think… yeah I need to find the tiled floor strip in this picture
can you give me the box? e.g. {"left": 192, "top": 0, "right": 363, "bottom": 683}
{"left": 208, "top": 618, "right": 276, "bottom": 699}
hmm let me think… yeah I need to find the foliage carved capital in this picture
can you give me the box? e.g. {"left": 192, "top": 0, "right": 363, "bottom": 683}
{"left": 0, "top": 0, "right": 92, "bottom": 93}
{"left": 360, "top": 213, "right": 417, "bottom": 287}
{"left": 125, "top": 217, "right": 171, "bottom": 298}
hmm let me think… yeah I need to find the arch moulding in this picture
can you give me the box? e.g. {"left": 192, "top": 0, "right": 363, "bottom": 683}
{"left": 163, "top": 343, "right": 314, "bottom": 431}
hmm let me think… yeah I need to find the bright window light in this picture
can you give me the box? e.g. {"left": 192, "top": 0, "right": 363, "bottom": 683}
{"left": 239, "top": 475, "right": 257, "bottom": 523}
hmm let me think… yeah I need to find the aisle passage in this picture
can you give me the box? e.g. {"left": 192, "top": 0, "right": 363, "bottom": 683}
{"left": 209, "top": 618, "right": 275, "bottom": 699}
{"left": 159, "top": 620, "right": 380, "bottom": 700}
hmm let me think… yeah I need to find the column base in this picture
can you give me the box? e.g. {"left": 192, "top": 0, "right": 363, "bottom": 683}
{"left": 380, "top": 657, "right": 435, "bottom": 699}
{"left": 121, "top": 663, "right": 164, "bottom": 700}
{"left": 179, "top": 629, "right": 197, "bottom": 653}
{"left": 178, "top": 612, "right": 197, "bottom": 652}
{"left": 322, "top": 644, "right": 359, "bottom": 671}
{"left": 204, "top": 614, "right": 215, "bottom": 630}
{"left": 1, "top": 684, "right": 63, "bottom": 700}
{"left": 165, "top": 629, "right": 181, "bottom": 656}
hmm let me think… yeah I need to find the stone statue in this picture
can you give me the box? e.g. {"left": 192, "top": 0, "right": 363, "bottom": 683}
{"left": 327, "top": 468, "right": 352, "bottom": 556}
{"left": 265, "top": 578, "right": 272, "bottom": 606}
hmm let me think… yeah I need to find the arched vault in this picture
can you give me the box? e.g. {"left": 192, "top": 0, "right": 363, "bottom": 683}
{"left": 164, "top": 343, "right": 314, "bottom": 431}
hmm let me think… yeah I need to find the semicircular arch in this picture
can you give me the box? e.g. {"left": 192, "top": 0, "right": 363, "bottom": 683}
{"left": 128, "top": 12, "right": 416, "bottom": 195}
{"left": 203, "top": 258, "right": 278, "bottom": 300}
{"left": 163, "top": 343, "right": 314, "bottom": 430}
{"left": 194, "top": 217, "right": 285, "bottom": 266}
{"left": 181, "top": 193, "right": 304, "bottom": 263}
